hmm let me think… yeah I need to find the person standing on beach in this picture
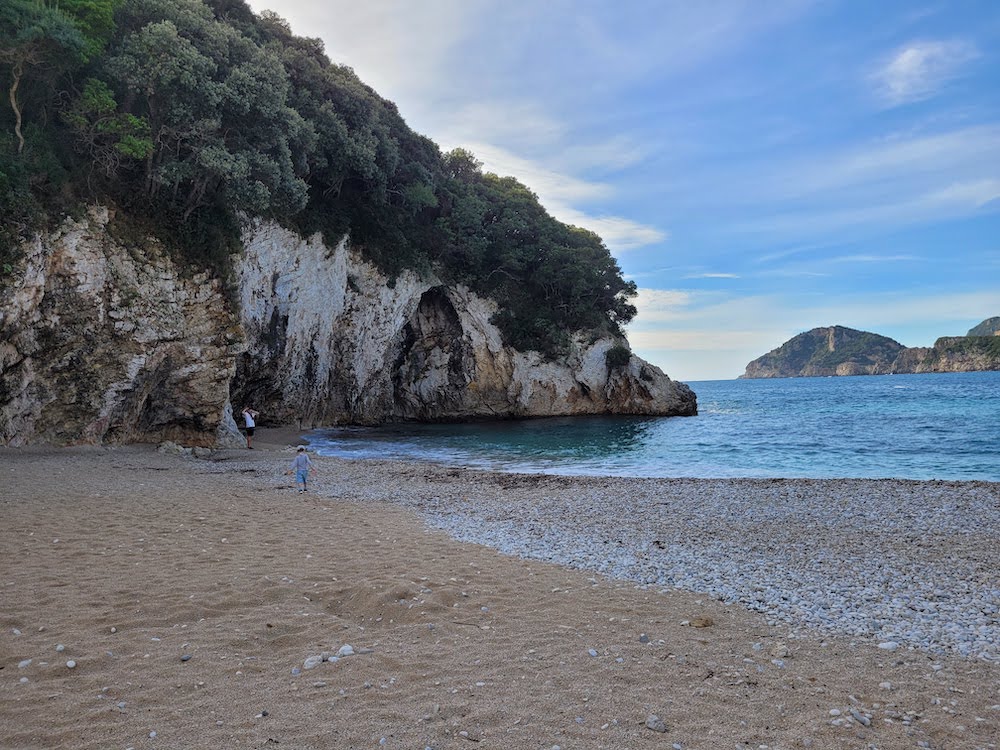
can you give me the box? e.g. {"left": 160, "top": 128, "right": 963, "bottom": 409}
{"left": 241, "top": 406, "right": 259, "bottom": 449}
{"left": 287, "top": 446, "right": 315, "bottom": 493}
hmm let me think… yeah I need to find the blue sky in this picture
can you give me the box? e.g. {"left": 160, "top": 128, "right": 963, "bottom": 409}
{"left": 247, "top": 0, "right": 1000, "bottom": 381}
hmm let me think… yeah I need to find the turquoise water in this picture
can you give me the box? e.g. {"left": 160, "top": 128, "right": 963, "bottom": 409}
{"left": 308, "top": 371, "right": 1000, "bottom": 481}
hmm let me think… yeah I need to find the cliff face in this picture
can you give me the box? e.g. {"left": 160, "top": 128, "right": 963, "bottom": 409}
{"left": 231, "top": 222, "right": 696, "bottom": 426}
{"left": 911, "top": 336, "right": 1000, "bottom": 373}
{"left": 0, "top": 212, "right": 695, "bottom": 446}
{"left": 741, "top": 325, "right": 1000, "bottom": 378}
{"left": 0, "top": 208, "right": 244, "bottom": 447}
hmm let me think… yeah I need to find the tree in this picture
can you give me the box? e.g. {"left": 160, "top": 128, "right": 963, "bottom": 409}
{"left": 0, "top": 0, "right": 86, "bottom": 153}
{"left": 104, "top": 0, "right": 309, "bottom": 219}
{"left": 62, "top": 77, "right": 153, "bottom": 177}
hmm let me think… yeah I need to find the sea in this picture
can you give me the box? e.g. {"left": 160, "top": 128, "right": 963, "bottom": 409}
{"left": 306, "top": 371, "right": 1000, "bottom": 481}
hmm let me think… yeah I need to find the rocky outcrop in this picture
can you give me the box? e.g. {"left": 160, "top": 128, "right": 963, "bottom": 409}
{"left": 911, "top": 336, "right": 1000, "bottom": 373}
{"left": 741, "top": 325, "right": 1000, "bottom": 378}
{"left": 231, "top": 221, "right": 696, "bottom": 426}
{"left": 0, "top": 207, "right": 245, "bottom": 447}
{"left": 967, "top": 317, "right": 1000, "bottom": 336}
{"left": 0, "top": 212, "right": 695, "bottom": 446}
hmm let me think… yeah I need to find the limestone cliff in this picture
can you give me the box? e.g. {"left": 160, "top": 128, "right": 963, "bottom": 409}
{"left": 0, "top": 207, "right": 244, "bottom": 447}
{"left": 0, "top": 212, "right": 695, "bottom": 446}
{"left": 230, "top": 221, "right": 696, "bottom": 426}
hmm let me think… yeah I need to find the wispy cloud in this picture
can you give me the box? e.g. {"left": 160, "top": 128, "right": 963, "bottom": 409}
{"left": 870, "top": 39, "right": 980, "bottom": 106}
{"left": 456, "top": 141, "right": 667, "bottom": 252}
{"left": 683, "top": 272, "right": 740, "bottom": 279}
{"left": 744, "top": 177, "right": 1000, "bottom": 237}
{"left": 829, "top": 254, "right": 920, "bottom": 263}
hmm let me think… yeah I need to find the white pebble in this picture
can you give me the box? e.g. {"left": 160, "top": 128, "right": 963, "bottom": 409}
{"left": 66, "top": 660, "right": 76, "bottom": 669}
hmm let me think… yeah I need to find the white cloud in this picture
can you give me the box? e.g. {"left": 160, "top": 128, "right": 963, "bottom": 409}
{"left": 829, "top": 254, "right": 920, "bottom": 263}
{"left": 683, "top": 272, "right": 740, "bottom": 279}
{"left": 743, "top": 178, "right": 1000, "bottom": 237}
{"left": 871, "top": 39, "right": 979, "bottom": 106}
{"left": 553, "top": 209, "right": 667, "bottom": 252}
{"left": 794, "top": 126, "right": 1000, "bottom": 196}
{"left": 455, "top": 141, "right": 667, "bottom": 252}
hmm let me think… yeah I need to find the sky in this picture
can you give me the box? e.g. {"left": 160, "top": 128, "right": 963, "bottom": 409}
{"left": 246, "top": 0, "right": 1000, "bottom": 381}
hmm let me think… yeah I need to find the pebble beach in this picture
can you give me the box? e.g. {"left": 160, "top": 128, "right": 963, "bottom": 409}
{"left": 1, "top": 432, "right": 997, "bottom": 749}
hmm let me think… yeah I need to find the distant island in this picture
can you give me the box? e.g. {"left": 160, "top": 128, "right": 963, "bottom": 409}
{"left": 741, "top": 318, "right": 1000, "bottom": 378}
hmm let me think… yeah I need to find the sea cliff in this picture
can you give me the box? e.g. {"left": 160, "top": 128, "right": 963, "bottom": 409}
{"left": 0, "top": 209, "right": 696, "bottom": 446}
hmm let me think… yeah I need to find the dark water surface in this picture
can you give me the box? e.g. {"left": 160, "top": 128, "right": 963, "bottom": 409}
{"left": 308, "top": 371, "right": 1000, "bottom": 481}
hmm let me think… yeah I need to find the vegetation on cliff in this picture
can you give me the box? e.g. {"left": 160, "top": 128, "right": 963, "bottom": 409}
{"left": 741, "top": 326, "right": 905, "bottom": 378}
{"left": 967, "top": 317, "right": 1000, "bottom": 337}
{"left": 742, "top": 320, "right": 1000, "bottom": 378}
{"left": 0, "top": 0, "right": 636, "bottom": 356}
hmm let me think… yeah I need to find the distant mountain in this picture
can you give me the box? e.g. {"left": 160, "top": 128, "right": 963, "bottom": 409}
{"left": 741, "top": 326, "right": 905, "bottom": 378}
{"left": 968, "top": 317, "right": 1000, "bottom": 336}
{"left": 741, "top": 320, "right": 1000, "bottom": 378}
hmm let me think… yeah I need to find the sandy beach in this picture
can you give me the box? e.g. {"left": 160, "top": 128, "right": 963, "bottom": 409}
{"left": 1, "top": 431, "right": 997, "bottom": 750}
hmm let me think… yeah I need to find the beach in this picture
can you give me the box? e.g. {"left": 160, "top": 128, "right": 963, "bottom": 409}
{"left": 1, "top": 431, "right": 997, "bottom": 750}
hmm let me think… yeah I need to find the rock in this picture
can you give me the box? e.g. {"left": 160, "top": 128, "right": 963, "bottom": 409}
{"left": 157, "top": 441, "right": 189, "bottom": 456}
{"left": 587, "top": 648, "right": 598, "bottom": 657}
{"left": 18, "top": 659, "right": 31, "bottom": 669}
{"left": 233, "top": 222, "right": 696, "bottom": 427}
{"left": 2, "top": 212, "right": 694, "bottom": 448}
{"left": 303, "top": 655, "right": 324, "bottom": 670}
{"left": 337, "top": 644, "right": 355, "bottom": 657}
{"left": 877, "top": 641, "right": 899, "bottom": 651}
{"left": 646, "top": 714, "right": 668, "bottom": 733}
{"left": 639, "top": 633, "right": 650, "bottom": 643}
{"left": 690, "top": 617, "right": 714, "bottom": 628}
{"left": 66, "top": 660, "right": 76, "bottom": 669}
{"left": 181, "top": 654, "right": 192, "bottom": 662}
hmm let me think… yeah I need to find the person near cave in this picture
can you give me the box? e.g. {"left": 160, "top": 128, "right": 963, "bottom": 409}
{"left": 241, "top": 405, "right": 259, "bottom": 449}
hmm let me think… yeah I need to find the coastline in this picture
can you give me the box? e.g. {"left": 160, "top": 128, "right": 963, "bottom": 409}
{"left": 1, "top": 434, "right": 997, "bottom": 749}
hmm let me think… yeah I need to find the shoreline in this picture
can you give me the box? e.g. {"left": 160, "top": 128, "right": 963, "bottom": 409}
{"left": 2, "top": 439, "right": 997, "bottom": 749}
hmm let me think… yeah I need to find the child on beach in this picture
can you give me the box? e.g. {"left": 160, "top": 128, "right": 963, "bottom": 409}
{"left": 286, "top": 446, "right": 315, "bottom": 493}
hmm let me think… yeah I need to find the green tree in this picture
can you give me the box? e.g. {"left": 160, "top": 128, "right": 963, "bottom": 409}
{"left": 62, "top": 77, "right": 152, "bottom": 176}
{"left": 0, "top": 0, "right": 86, "bottom": 153}
{"left": 105, "top": 0, "right": 308, "bottom": 219}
